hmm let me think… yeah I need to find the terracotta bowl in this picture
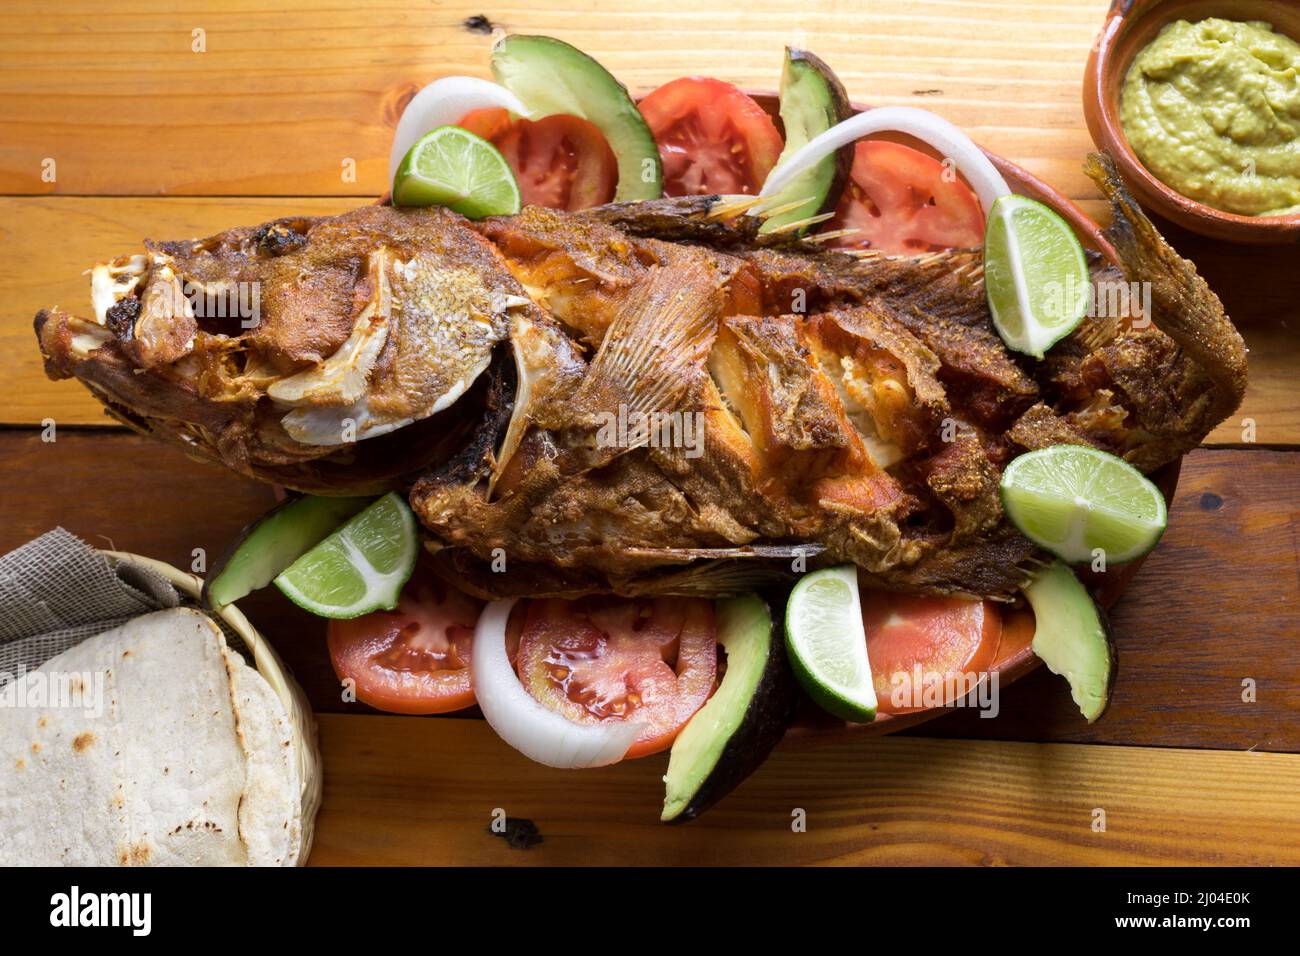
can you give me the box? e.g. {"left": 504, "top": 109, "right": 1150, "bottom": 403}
{"left": 1083, "top": 0, "right": 1300, "bottom": 244}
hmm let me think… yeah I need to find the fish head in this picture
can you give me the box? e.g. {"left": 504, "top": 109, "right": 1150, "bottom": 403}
{"left": 35, "top": 204, "right": 535, "bottom": 492}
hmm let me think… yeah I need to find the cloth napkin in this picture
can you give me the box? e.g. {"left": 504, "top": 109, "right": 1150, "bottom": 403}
{"left": 0, "top": 528, "right": 179, "bottom": 682}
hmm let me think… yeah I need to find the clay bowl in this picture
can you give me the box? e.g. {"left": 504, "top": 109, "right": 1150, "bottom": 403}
{"left": 741, "top": 91, "right": 1179, "bottom": 738}
{"left": 1083, "top": 0, "right": 1300, "bottom": 244}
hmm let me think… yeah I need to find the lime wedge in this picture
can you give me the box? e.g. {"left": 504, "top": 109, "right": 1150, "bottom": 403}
{"left": 392, "top": 125, "right": 522, "bottom": 218}
{"left": 785, "top": 565, "right": 877, "bottom": 722}
{"left": 1000, "top": 445, "right": 1167, "bottom": 565}
{"left": 984, "top": 194, "right": 1089, "bottom": 359}
{"left": 274, "top": 492, "right": 418, "bottom": 619}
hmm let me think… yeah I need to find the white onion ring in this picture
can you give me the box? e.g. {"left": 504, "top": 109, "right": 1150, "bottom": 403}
{"left": 759, "top": 105, "right": 1012, "bottom": 217}
{"left": 388, "top": 76, "right": 531, "bottom": 183}
{"left": 471, "top": 599, "right": 640, "bottom": 769}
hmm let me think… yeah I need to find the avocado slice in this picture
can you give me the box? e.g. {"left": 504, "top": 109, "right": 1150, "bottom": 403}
{"left": 491, "top": 34, "right": 662, "bottom": 201}
{"left": 1022, "top": 561, "right": 1117, "bottom": 723}
{"left": 662, "top": 594, "right": 797, "bottom": 823}
{"left": 202, "top": 494, "right": 371, "bottom": 609}
{"left": 760, "top": 48, "right": 854, "bottom": 234}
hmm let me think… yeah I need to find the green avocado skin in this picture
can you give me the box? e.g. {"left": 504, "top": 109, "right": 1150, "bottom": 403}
{"left": 1024, "top": 562, "right": 1120, "bottom": 724}
{"left": 1090, "top": 606, "right": 1119, "bottom": 724}
{"left": 491, "top": 34, "right": 663, "bottom": 202}
{"left": 787, "top": 48, "right": 854, "bottom": 217}
{"left": 665, "top": 613, "right": 799, "bottom": 824}
{"left": 761, "top": 47, "right": 855, "bottom": 234}
{"left": 201, "top": 494, "right": 371, "bottom": 609}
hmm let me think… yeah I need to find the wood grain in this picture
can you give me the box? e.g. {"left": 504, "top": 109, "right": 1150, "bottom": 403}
{"left": 1, "top": 0, "right": 1112, "bottom": 199}
{"left": 2, "top": 429, "right": 1294, "bottom": 753}
{"left": 3, "top": 0, "right": 1298, "bottom": 867}
{"left": 6, "top": 196, "right": 1298, "bottom": 443}
{"left": 308, "top": 714, "right": 1300, "bottom": 865}
{"left": 0, "top": 427, "right": 278, "bottom": 564}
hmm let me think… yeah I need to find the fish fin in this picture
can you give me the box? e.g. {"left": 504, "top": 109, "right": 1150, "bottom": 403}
{"left": 423, "top": 547, "right": 796, "bottom": 599}
{"left": 707, "top": 194, "right": 772, "bottom": 221}
{"left": 1071, "top": 312, "right": 1123, "bottom": 352}
{"left": 582, "top": 195, "right": 763, "bottom": 244}
{"left": 574, "top": 257, "right": 724, "bottom": 453}
{"left": 760, "top": 211, "right": 836, "bottom": 236}
{"left": 805, "top": 227, "right": 863, "bottom": 245}
{"left": 487, "top": 309, "right": 583, "bottom": 498}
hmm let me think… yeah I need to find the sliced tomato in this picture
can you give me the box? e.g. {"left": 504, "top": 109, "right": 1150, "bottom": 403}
{"left": 458, "top": 108, "right": 617, "bottom": 211}
{"left": 515, "top": 596, "right": 717, "bottom": 758}
{"left": 823, "top": 140, "right": 984, "bottom": 255}
{"left": 456, "top": 106, "right": 515, "bottom": 143}
{"left": 863, "top": 593, "right": 1002, "bottom": 714}
{"left": 327, "top": 565, "right": 485, "bottom": 715}
{"left": 638, "top": 77, "right": 783, "bottom": 196}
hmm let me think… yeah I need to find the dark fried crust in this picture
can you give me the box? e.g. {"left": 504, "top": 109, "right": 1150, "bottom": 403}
{"left": 36, "top": 154, "right": 1245, "bottom": 597}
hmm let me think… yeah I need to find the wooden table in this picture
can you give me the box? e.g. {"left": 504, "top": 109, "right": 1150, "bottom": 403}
{"left": 3, "top": 0, "right": 1297, "bottom": 866}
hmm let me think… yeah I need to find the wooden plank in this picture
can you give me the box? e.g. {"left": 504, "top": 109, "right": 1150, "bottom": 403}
{"left": 6, "top": 196, "right": 1298, "bottom": 442}
{"left": 1, "top": 429, "right": 1295, "bottom": 752}
{"left": 308, "top": 714, "right": 1300, "bottom": 865}
{"left": 0, "top": 428, "right": 278, "bottom": 564}
{"left": 0, "top": 0, "right": 1112, "bottom": 198}
{"left": 0, "top": 428, "right": 340, "bottom": 703}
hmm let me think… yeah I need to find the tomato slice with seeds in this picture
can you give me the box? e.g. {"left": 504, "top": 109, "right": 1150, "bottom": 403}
{"left": 864, "top": 594, "right": 1002, "bottom": 713}
{"left": 327, "top": 565, "right": 485, "bottom": 715}
{"left": 515, "top": 596, "right": 718, "bottom": 758}
{"left": 458, "top": 108, "right": 618, "bottom": 211}
{"left": 823, "top": 140, "right": 984, "bottom": 255}
{"left": 638, "top": 77, "right": 784, "bottom": 196}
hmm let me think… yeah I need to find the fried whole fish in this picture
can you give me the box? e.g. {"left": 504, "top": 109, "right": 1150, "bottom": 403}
{"left": 35, "top": 154, "right": 1247, "bottom": 599}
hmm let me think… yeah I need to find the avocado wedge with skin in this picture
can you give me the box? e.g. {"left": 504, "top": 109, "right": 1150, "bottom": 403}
{"left": 760, "top": 48, "right": 854, "bottom": 234}
{"left": 1023, "top": 561, "right": 1117, "bottom": 723}
{"left": 202, "top": 494, "right": 371, "bottom": 609}
{"left": 491, "top": 34, "right": 662, "bottom": 201}
{"left": 662, "top": 594, "right": 797, "bottom": 823}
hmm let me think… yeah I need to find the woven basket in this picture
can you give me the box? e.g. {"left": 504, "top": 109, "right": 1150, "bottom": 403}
{"left": 101, "top": 550, "right": 323, "bottom": 866}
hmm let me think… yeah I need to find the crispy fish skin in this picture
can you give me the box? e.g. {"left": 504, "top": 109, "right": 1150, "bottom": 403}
{"left": 35, "top": 153, "right": 1245, "bottom": 598}
{"left": 37, "top": 206, "right": 540, "bottom": 493}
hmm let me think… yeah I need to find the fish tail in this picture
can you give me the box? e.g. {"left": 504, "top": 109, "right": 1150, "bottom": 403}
{"left": 1085, "top": 151, "right": 1248, "bottom": 426}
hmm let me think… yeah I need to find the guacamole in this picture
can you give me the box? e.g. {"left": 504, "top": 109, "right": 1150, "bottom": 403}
{"left": 1120, "top": 18, "right": 1300, "bottom": 217}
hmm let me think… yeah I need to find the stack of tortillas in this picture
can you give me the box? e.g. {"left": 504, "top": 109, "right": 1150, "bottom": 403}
{"left": 0, "top": 607, "right": 309, "bottom": 866}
